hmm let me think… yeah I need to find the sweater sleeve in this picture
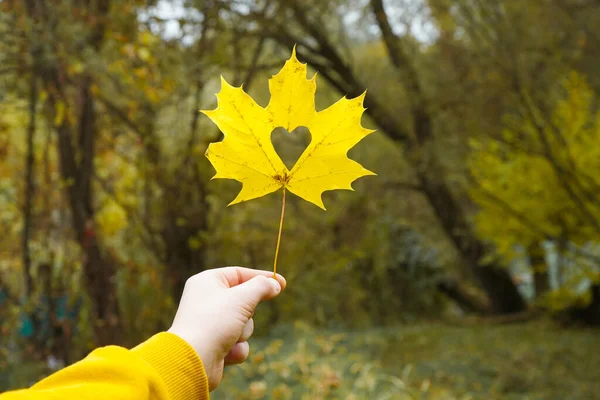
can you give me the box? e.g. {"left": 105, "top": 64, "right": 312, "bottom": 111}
{"left": 0, "top": 332, "right": 209, "bottom": 400}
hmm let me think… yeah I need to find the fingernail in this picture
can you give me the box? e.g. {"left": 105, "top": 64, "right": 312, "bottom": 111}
{"left": 269, "top": 278, "right": 281, "bottom": 293}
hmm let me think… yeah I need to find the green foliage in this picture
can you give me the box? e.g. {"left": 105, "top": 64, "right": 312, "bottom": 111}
{"left": 469, "top": 72, "right": 600, "bottom": 308}
{"left": 3, "top": 321, "right": 599, "bottom": 398}
{"left": 214, "top": 321, "right": 599, "bottom": 400}
{"left": 1, "top": 0, "right": 600, "bottom": 395}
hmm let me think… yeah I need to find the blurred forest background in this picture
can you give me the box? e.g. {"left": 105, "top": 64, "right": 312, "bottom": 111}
{"left": 1, "top": 0, "right": 599, "bottom": 398}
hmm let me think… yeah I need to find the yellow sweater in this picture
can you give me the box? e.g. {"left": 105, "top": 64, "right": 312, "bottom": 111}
{"left": 0, "top": 332, "right": 209, "bottom": 400}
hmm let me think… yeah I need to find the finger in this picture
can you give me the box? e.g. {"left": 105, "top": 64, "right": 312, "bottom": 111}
{"left": 240, "top": 318, "right": 254, "bottom": 342}
{"left": 224, "top": 341, "right": 250, "bottom": 365}
{"left": 233, "top": 275, "right": 282, "bottom": 308}
{"left": 214, "top": 267, "right": 286, "bottom": 290}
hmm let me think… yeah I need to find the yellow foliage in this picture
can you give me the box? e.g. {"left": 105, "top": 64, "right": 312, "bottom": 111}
{"left": 203, "top": 48, "right": 375, "bottom": 210}
{"left": 96, "top": 199, "right": 128, "bottom": 237}
{"left": 470, "top": 72, "right": 600, "bottom": 258}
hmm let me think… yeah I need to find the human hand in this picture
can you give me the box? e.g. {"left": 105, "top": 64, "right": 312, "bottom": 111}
{"left": 168, "top": 267, "right": 286, "bottom": 391}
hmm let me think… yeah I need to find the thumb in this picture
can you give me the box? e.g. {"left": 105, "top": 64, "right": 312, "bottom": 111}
{"left": 233, "top": 275, "right": 281, "bottom": 308}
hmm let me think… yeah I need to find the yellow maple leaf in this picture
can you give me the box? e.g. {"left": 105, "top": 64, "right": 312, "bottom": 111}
{"left": 203, "top": 48, "right": 375, "bottom": 210}
{"left": 202, "top": 48, "right": 375, "bottom": 275}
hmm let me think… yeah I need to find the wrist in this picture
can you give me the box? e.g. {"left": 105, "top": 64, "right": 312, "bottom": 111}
{"left": 167, "top": 327, "right": 217, "bottom": 390}
{"left": 132, "top": 332, "right": 209, "bottom": 400}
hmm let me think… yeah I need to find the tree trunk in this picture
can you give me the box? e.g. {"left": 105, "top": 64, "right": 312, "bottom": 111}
{"left": 20, "top": 33, "right": 43, "bottom": 360}
{"left": 335, "top": 65, "right": 526, "bottom": 313}
{"left": 267, "top": 0, "right": 526, "bottom": 314}
{"left": 22, "top": 0, "right": 121, "bottom": 347}
{"left": 528, "top": 242, "right": 550, "bottom": 298}
{"left": 140, "top": 121, "right": 210, "bottom": 302}
{"left": 371, "top": 0, "right": 525, "bottom": 313}
{"left": 568, "top": 285, "right": 600, "bottom": 326}
{"left": 53, "top": 82, "right": 122, "bottom": 345}
{"left": 163, "top": 208, "right": 208, "bottom": 301}
{"left": 22, "top": 64, "right": 37, "bottom": 300}
{"left": 437, "top": 278, "right": 490, "bottom": 314}
{"left": 164, "top": 153, "right": 210, "bottom": 300}
{"left": 415, "top": 163, "right": 526, "bottom": 313}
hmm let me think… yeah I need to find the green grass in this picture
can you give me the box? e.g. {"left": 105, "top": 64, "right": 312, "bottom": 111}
{"left": 2, "top": 321, "right": 598, "bottom": 399}
{"left": 214, "top": 321, "right": 600, "bottom": 400}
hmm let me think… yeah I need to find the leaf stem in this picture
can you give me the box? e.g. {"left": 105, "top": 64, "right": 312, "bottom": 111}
{"left": 273, "top": 186, "right": 286, "bottom": 277}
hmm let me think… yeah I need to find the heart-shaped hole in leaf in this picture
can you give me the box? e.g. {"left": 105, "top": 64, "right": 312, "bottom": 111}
{"left": 271, "top": 126, "right": 312, "bottom": 170}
